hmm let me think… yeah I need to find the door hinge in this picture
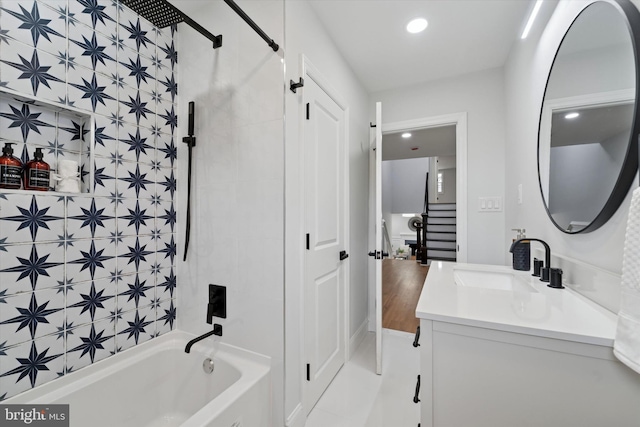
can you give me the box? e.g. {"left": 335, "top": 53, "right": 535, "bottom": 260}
{"left": 306, "top": 103, "right": 310, "bottom": 120}
{"left": 306, "top": 363, "right": 311, "bottom": 381}
{"left": 306, "top": 233, "right": 310, "bottom": 250}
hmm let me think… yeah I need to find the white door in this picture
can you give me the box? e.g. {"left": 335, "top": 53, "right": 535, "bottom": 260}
{"left": 304, "top": 76, "right": 346, "bottom": 412}
{"left": 373, "top": 102, "right": 383, "bottom": 375}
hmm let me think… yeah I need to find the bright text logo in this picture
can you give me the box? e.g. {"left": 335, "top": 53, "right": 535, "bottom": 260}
{"left": 0, "top": 405, "right": 68, "bottom": 426}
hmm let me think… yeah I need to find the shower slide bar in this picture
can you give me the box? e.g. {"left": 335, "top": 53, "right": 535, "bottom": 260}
{"left": 183, "top": 102, "right": 196, "bottom": 261}
{"left": 119, "top": 0, "right": 223, "bottom": 48}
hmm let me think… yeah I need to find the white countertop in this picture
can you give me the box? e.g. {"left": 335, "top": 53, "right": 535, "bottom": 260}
{"left": 415, "top": 262, "right": 618, "bottom": 347}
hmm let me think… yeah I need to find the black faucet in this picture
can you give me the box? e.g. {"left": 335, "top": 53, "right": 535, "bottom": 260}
{"left": 510, "top": 238, "right": 564, "bottom": 289}
{"left": 185, "top": 324, "right": 223, "bottom": 353}
{"left": 510, "top": 238, "right": 551, "bottom": 282}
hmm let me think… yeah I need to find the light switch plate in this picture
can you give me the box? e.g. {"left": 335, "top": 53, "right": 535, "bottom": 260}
{"left": 517, "top": 184, "right": 523, "bottom": 205}
{"left": 478, "top": 196, "right": 503, "bottom": 212}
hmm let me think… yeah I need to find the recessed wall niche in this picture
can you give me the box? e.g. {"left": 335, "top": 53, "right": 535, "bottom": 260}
{"left": 0, "top": 89, "right": 93, "bottom": 194}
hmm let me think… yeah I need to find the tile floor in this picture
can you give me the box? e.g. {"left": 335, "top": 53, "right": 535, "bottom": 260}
{"left": 306, "top": 329, "right": 420, "bottom": 427}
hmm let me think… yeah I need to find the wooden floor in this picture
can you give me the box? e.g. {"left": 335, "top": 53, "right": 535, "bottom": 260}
{"left": 382, "top": 259, "right": 429, "bottom": 333}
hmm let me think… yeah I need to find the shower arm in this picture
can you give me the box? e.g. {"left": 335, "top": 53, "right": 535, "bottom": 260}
{"left": 182, "top": 15, "right": 223, "bottom": 49}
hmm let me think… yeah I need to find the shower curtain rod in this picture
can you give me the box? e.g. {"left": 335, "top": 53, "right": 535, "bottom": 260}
{"left": 224, "top": 0, "right": 280, "bottom": 52}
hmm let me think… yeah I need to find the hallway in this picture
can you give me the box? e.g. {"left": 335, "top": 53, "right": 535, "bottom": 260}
{"left": 382, "top": 259, "right": 428, "bottom": 333}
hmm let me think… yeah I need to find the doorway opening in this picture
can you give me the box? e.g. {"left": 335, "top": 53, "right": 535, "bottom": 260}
{"left": 381, "top": 125, "right": 457, "bottom": 333}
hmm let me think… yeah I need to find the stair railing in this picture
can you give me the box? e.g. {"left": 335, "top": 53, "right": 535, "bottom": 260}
{"left": 420, "top": 172, "right": 429, "bottom": 264}
{"left": 382, "top": 220, "right": 393, "bottom": 258}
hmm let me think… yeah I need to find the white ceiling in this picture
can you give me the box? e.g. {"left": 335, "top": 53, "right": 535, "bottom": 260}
{"left": 551, "top": 103, "right": 634, "bottom": 147}
{"left": 382, "top": 125, "right": 456, "bottom": 160}
{"left": 308, "top": 0, "right": 534, "bottom": 93}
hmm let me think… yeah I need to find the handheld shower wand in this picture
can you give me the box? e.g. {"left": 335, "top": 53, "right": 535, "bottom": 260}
{"left": 183, "top": 102, "right": 196, "bottom": 261}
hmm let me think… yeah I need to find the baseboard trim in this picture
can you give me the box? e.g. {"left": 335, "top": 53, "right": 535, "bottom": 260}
{"left": 349, "top": 318, "right": 368, "bottom": 359}
{"left": 285, "top": 403, "right": 305, "bottom": 427}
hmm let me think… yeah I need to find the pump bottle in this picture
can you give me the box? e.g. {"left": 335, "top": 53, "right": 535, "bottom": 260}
{"left": 0, "top": 142, "right": 23, "bottom": 189}
{"left": 23, "top": 148, "right": 50, "bottom": 191}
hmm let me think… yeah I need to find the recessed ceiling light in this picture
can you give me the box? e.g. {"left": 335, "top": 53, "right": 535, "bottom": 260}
{"left": 402, "top": 132, "right": 412, "bottom": 138}
{"left": 565, "top": 112, "right": 580, "bottom": 119}
{"left": 406, "top": 18, "right": 428, "bottom": 34}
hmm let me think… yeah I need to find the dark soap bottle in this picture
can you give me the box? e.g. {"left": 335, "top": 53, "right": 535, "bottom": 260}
{"left": 0, "top": 142, "right": 23, "bottom": 189}
{"left": 512, "top": 228, "right": 530, "bottom": 271}
{"left": 23, "top": 148, "right": 50, "bottom": 191}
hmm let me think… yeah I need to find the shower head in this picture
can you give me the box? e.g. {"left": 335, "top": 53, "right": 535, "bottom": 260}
{"left": 120, "top": 0, "right": 223, "bottom": 48}
{"left": 119, "top": 0, "right": 185, "bottom": 28}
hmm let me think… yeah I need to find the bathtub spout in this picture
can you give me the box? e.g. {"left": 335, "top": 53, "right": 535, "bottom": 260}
{"left": 185, "top": 325, "right": 223, "bottom": 353}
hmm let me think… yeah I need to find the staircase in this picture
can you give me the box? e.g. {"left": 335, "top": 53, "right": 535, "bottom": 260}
{"left": 420, "top": 203, "right": 456, "bottom": 264}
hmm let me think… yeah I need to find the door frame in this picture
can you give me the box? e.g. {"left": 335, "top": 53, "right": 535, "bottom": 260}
{"left": 369, "top": 112, "right": 467, "bottom": 332}
{"left": 299, "top": 54, "right": 351, "bottom": 412}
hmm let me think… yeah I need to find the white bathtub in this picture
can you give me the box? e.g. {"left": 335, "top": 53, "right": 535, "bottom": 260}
{"left": 4, "top": 330, "right": 271, "bottom": 427}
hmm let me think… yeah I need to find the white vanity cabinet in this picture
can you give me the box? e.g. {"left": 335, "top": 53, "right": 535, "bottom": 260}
{"left": 416, "top": 262, "right": 640, "bottom": 427}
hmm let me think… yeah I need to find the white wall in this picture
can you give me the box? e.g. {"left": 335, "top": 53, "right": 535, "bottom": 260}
{"left": 548, "top": 132, "right": 628, "bottom": 227}
{"left": 547, "top": 45, "right": 634, "bottom": 99}
{"left": 174, "top": 2, "right": 285, "bottom": 426}
{"left": 390, "top": 214, "right": 418, "bottom": 252}
{"left": 504, "top": 0, "right": 639, "bottom": 275}
{"left": 438, "top": 155, "right": 456, "bottom": 169}
{"left": 284, "top": 1, "right": 371, "bottom": 424}
{"left": 372, "top": 67, "right": 507, "bottom": 265}
{"left": 385, "top": 157, "right": 430, "bottom": 214}
{"left": 438, "top": 168, "right": 457, "bottom": 204}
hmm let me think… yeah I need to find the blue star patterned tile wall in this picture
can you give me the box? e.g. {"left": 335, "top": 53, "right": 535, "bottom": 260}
{"left": 66, "top": 279, "right": 116, "bottom": 325}
{"left": 66, "top": 319, "right": 115, "bottom": 371}
{"left": 0, "top": 0, "right": 178, "bottom": 401}
{"left": 0, "top": 102, "right": 55, "bottom": 143}
{"left": 0, "top": 337, "right": 64, "bottom": 398}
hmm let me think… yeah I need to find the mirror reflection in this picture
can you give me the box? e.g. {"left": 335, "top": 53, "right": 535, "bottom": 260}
{"left": 539, "top": 1, "right": 636, "bottom": 233}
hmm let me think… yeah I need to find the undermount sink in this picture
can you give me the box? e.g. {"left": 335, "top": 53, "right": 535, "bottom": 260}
{"left": 453, "top": 268, "right": 538, "bottom": 293}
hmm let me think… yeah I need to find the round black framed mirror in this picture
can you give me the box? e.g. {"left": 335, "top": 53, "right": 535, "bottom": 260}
{"left": 537, "top": 0, "right": 640, "bottom": 234}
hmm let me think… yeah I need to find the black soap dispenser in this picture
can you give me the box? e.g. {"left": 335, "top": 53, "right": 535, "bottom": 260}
{"left": 511, "top": 228, "right": 530, "bottom": 271}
